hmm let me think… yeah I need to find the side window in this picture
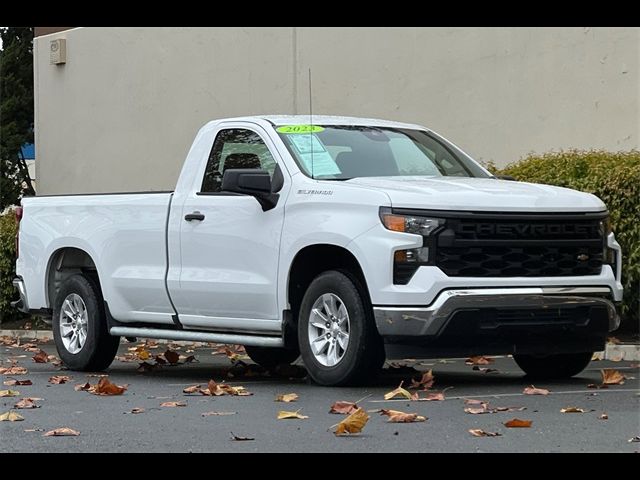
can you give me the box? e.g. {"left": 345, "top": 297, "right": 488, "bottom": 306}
{"left": 201, "top": 129, "right": 277, "bottom": 193}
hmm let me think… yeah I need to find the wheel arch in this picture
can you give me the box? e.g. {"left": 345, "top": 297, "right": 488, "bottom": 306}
{"left": 287, "top": 244, "right": 371, "bottom": 324}
{"left": 46, "top": 247, "right": 102, "bottom": 308}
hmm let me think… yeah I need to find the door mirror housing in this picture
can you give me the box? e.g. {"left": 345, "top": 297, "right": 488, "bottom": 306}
{"left": 222, "top": 169, "right": 279, "bottom": 211}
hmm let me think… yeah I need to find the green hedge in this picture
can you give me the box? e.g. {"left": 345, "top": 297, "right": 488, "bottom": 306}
{"left": 0, "top": 211, "right": 22, "bottom": 323}
{"left": 490, "top": 150, "right": 639, "bottom": 326}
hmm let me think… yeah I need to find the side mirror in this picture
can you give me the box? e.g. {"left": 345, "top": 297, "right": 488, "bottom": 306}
{"left": 496, "top": 175, "right": 516, "bottom": 181}
{"left": 222, "top": 169, "right": 279, "bottom": 211}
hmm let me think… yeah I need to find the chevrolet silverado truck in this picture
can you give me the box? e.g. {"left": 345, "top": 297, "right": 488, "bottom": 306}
{"left": 13, "top": 116, "right": 623, "bottom": 385}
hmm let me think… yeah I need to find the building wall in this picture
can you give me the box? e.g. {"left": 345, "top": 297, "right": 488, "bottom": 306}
{"left": 34, "top": 27, "right": 639, "bottom": 195}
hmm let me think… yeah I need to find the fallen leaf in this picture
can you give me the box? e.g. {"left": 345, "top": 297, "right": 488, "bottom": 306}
{"left": 130, "top": 407, "right": 145, "bottom": 414}
{"left": 523, "top": 385, "right": 550, "bottom": 395}
{"left": 600, "top": 413, "right": 608, "bottom": 420}
{"left": 329, "top": 401, "right": 358, "bottom": 415}
{"left": 384, "top": 381, "right": 413, "bottom": 400}
{"left": 160, "top": 401, "right": 186, "bottom": 407}
{"left": 464, "top": 404, "right": 490, "bottom": 415}
{"left": 413, "top": 391, "right": 445, "bottom": 402}
{"left": 380, "top": 409, "right": 427, "bottom": 423}
{"left": 504, "top": 418, "right": 532, "bottom": 428}
{"left": 154, "top": 355, "right": 167, "bottom": 365}
{"left": 421, "top": 391, "right": 445, "bottom": 401}
{"left": 3, "top": 379, "right": 32, "bottom": 386}
{"left": 183, "top": 355, "right": 197, "bottom": 364}
{"left": 182, "top": 384, "right": 202, "bottom": 394}
{"left": 409, "top": 370, "right": 435, "bottom": 390}
{"left": 275, "top": 393, "right": 298, "bottom": 403}
{"left": 469, "top": 429, "right": 501, "bottom": 437}
{"left": 203, "top": 380, "right": 253, "bottom": 397}
{"left": 334, "top": 407, "right": 369, "bottom": 436}
{"left": 561, "top": 406, "right": 585, "bottom": 413}
{"left": 74, "top": 382, "right": 91, "bottom": 391}
{"left": 465, "top": 356, "right": 493, "bottom": 365}
{"left": 164, "top": 350, "right": 180, "bottom": 364}
{"left": 628, "top": 436, "right": 640, "bottom": 443}
{"left": 89, "top": 377, "right": 127, "bottom": 396}
{"left": 14, "top": 398, "right": 40, "bottom": 409}
{"left": 205, "top": 379, "right": 226, "bottom": 396}
{"left": 43, "top": 427, "right": 80, "bottom": 437}
{"left": 493, "top": 406, "right": 527, "bottom": 413}
{"left": 472, "top": 366, "right": 500, "bottom": 374}
{"left": 0, "top": 410, "right": 24, "bottom": 421}
{"left": 49, "top": 375, "right": 71, "bottom": 385}
{"left": 0, "top": 366, "right": 28, "bottom": 375}
{"left": 277, "top": 410, "right": 308, "bottom": 420}
{"left": 0, "top": 389, "right": 20, "bottom": 397}
{"left": 601, "top": 369, "right": 625, "bottom": 385}
{"left": 137, "top": 349, "right": 151, "bottom": 361}
{"left": 32, "top": 350, "right": 49, "bottom": 363}
{"left": 230, "top": 432, "right": 254, "bottom": 441}
{"left": 137, "top": 361, "right": 161, "bottom": 373}
{"left": 202, "top": 411, "right": 237, "bottom": 416}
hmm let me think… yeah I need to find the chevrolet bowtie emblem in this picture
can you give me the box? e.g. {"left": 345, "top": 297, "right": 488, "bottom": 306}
{"left": 577, "top": 254, "right": 590, "bottom": 261}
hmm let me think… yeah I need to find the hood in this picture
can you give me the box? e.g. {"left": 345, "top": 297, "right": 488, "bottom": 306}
{"left": 346, "top": 176, "right": 606, "bottom": 212}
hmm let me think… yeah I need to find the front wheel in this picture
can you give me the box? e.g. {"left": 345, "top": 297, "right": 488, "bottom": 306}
{"left": 513, "top": 351, "right": 593, "bottom": 379}
{"left": 298, "top": 270, "right": 385, "bottom": 386}
{"left": 52, "top": 274, "right": 119, "bottom": 371}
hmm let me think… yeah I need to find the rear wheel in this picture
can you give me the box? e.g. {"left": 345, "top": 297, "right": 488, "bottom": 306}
{"left": 244, "top": 345, "right": 299, "bottom": 369}
{"left": 514, "top": 352, "right": 593, "bottom": 379}
{"left": 52, "top": 274, "right": 119, "bottom": 371}
{"left": 298, "top": 270, "right": 385, "bottom": 386}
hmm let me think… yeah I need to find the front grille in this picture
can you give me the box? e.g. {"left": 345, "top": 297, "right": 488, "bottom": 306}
{"left": 437, "top": 245, "right": 603, "bottom": 277}
{"left": 433, "top": 213, "right": 605, "bottom": 277}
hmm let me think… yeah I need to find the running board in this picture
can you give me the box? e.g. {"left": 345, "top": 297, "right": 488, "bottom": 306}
{"left": 109, "top": 327, "right": 283, "bottom": 347}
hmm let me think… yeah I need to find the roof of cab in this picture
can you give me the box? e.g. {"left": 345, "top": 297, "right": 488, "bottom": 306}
{"left": 216, "top": 115, "right": 426, "bottom": 130}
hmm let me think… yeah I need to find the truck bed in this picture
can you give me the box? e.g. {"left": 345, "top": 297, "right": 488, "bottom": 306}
{"left": 17, "top": 192, "right": 176, "bottom": 324}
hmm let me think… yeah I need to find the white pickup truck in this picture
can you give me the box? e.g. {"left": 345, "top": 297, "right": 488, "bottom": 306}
{"left": 14, "top": 116, "right": 623, "bottom": 385}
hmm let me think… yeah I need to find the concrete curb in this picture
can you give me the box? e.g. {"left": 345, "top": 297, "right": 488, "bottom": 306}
{"left": 2, "top": 329, "right": 639, "bottom": 361}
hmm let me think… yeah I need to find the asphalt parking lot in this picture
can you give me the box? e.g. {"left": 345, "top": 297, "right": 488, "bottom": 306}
{"left": 1, "top": 339, "right": 638, "bottom": 453}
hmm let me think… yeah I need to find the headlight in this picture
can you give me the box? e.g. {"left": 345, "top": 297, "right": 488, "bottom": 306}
{"left": 379, "top": 207, "right": 444, "bottom": 236}
{"left": 379, "top": 208, "right": 445, "bottom": 285}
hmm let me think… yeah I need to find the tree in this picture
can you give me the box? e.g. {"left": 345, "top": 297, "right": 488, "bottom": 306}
{"left": 0, "top": 27, "right": 36, "bottom": 211}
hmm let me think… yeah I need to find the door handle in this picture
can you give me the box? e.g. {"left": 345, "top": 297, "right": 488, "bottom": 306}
{"left": 184, "top": 212, "right": 205, "bottom": 222}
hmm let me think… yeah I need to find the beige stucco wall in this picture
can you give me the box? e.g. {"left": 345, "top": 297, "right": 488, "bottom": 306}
{"left": 34, "top": 27, "right": 639, "bottom": 195}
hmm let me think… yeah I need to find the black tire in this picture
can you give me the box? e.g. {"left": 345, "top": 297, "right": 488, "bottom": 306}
{"left": 514, "top": 352, "right": 593, "bottom": 379}
{"left": 244, "top": 345, "right": 299, "bottom": 369}
{"left": 298, "top": 270, "right": 385, "bottom": 386}
{"left": 52, "top": 273, "right": 119, "bottom": 371}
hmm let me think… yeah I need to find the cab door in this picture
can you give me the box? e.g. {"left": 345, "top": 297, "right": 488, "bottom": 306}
{"left": 171, "top": 124, "right": 289, "bottom": 334}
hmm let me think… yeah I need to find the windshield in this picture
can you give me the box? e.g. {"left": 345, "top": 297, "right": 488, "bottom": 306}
{"left": 277, "top": 125, "right": 490, "bottom": 180}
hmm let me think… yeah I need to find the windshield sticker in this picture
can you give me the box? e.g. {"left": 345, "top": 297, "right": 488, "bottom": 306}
{"left": 288, "top": 134, "right": 341, "bottom": 177}
{"left": 276, "top": 125, "right": 325, "bottom": 134}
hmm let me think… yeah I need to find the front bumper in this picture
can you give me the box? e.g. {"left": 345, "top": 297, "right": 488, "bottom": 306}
{"left": 11, "top": 277, "right": 29, "bottom": 313}
{"left": 374, "top": 286, "right": 619, "bottom": 337}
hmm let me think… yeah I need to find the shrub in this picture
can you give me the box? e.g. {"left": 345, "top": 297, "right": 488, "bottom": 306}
{"left": 491, "top": 150, "right": 639, "bottom": 327}
{"left": 0, "top": 210, "right": 23, "bottom": 323}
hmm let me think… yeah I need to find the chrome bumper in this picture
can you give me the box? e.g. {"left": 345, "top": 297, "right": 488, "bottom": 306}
{"left": 11, "top": 277, "right": 29, "bottom": 313}
{"left": 373, "top": 287, "right": 619, "bottom": 337}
